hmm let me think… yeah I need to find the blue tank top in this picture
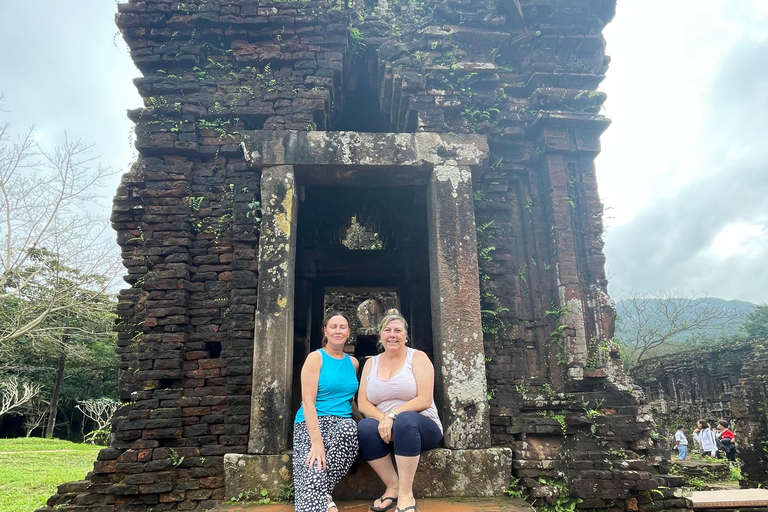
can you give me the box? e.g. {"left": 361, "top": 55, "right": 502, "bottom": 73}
{"left": 295, "top": 349, "right": 358, "bottom": 423}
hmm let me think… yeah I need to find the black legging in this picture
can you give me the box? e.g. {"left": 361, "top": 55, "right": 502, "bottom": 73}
{"left": 358, "top": 411, "right": 442, "bottom": 459}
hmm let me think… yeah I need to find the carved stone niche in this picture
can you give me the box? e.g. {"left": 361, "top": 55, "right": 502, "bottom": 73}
{"left": 224, "top": 130, "right": 512, "bottom": 498}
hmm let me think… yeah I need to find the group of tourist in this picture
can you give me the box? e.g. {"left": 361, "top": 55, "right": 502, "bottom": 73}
{"left": 674, "top": 419, "right": 737, "bottom": 461}
{"left": 293, "top": 309, "right": 442, "bottom": 512}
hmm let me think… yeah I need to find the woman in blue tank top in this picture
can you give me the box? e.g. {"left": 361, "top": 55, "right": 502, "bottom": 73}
{"left": 293, "top": 311, "right": 360, "bottom": 512}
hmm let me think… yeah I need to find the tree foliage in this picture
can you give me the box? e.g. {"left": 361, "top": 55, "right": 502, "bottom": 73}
{"left": 740, "top": 303, "right": 768, "bottom": 338}
{"left": 0, "top": 94, "right": 121, "bottom": 438}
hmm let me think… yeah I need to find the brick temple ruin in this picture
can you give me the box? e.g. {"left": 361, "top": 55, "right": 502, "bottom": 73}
{"left": 38, "top": 0, "right": 735, "bottom": 511}
{"left": 632, "top": 339, "right": 768, "bottom": 487}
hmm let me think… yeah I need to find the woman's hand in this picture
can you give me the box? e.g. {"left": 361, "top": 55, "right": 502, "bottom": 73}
{"left": 378, "top": 415, "right": 394, "bottom": 443}
{"left": 306, "top": 440, "right": 327, "bottom": 470}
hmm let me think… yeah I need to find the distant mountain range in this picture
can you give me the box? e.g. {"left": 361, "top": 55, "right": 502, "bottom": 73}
{"left": 614, "top": 297, "right": 757, "bottom": 345}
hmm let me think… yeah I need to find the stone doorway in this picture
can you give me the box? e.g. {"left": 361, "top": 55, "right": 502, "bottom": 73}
{"left": 291, "top": 183, "right": 435, "bottom": 430}
{"left": 229, "top": 131, "right": 510, "bottom": 498}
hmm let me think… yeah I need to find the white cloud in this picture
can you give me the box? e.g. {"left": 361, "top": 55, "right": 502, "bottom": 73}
{"left": 708, "top": 222, "right": 768, "bottom": 259}
{"left": 597, "top": 1, "right": 768, "bottom": 303}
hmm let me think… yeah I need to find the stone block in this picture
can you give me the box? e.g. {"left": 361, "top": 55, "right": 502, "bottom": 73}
{"left": 224, "top": 448, "right": 512, "bottom": 500}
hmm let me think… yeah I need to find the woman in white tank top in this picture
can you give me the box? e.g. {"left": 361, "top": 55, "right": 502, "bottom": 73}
{"left": 357, "top": 311, "right": 443, "bottom": 512}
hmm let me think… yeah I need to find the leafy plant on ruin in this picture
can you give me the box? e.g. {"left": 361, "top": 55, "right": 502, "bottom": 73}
{"left": 538, "top": 410, "right": 567, "bottom": 437}
{"left": 551, "top": 495, "right": 583, "bottom": 512}
{"left": 481, "top": 300, "right": 509, "bottom": 339}
{"left": 524, "top": 195, "right": 533, "bottom": 213}
{"left": 546, "top": 305, "right": 570, "bottom": 347}
{"left": 533, "top": 477, "right": 582, "bottom": 512}
{"left": 580, "top": 396, "right": 604, "bottom": 420}
{"left": 475, "top": 218, "right": 510, "bottom": 339}
{"left": 349, "top": 27, "right": 366, "bottom": 60}
{"left": 196, "top": 118, "right": 242, "bottom": 140}
{"left": 585, "top": 337, "right": 611, "bottom": 369}
{"left": 461, "top": 105, "right": 501, "bottom": 133}
{"left": 168, "top": 448, "right": 185, "bottom": 467}
{"left": 688, "top": 477, "right": 706, "bottom": 491}
{"left": 277, "top": 483, "right": 295, "bottom": 502}
{"left": 257, "top": 489, "right": 271, "bottom": 505}
{"left": 230, "top": 490, "right": 257, "bottom": 503}
{"left": 185, "top": 196, "right": 204, "bottom": 212}
{"left": 478, "top": 245, "right": 496, "bottom": 262}
{"left": 518, "top": 263, "right": 528, "bottom": 287}
{"left": 255, "top": 63, "right": 278, "bottom": 91}
{"left": 505, "top": 476, "right": 527, "bottom": 499}
{"left": 186, "top": 184, "right": 234, "bottom": 242}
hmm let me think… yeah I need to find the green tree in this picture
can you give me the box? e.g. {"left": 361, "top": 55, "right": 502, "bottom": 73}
{"left": 0, "top": 94, "right": 120, "bottom": 438}
{"left": 740, "top": 303, "right": 768, "bottom": 338}
{"left": 0, "top": 267, "right": 117, "bottom": 438}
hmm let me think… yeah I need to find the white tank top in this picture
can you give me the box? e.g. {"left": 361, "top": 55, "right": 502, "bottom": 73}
{"left": 366, "top": 348, "right": 443, "bottom": 434}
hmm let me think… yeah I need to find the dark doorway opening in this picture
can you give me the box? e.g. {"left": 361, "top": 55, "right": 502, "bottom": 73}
{"left": 291, "top": 185, "right": 434, "bottom": 417}
{"left": 333, "top": 44, "right": 390, "bottom": 132}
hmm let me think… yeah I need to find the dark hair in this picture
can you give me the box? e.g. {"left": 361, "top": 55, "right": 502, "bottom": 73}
{"left": 321, "top": 310, "right": 351, "bottom": 347}
{"left": 677, "top": 425, "right": 684, "bottom": 430}
{"left": 718, "top": 419, "right": 729, "bottom": 429}
{"left": 698, "top": 420, "right": 710, "bottom": 429}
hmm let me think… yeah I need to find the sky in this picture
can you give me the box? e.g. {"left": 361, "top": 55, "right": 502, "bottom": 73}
{"left": 0, "top": 0, "right": 766, "bottom": 304}
{"left": 597, "top": 0, "right": 768, "bottom": 304}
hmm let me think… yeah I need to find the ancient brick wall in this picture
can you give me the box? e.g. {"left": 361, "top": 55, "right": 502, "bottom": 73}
{"left": 632, "top": 339, "right": 768, "bottom": 486}
{"left": 631, "top": 341, "right": 755, "bottom": 435}
{"left": 39, "top": 1, "right": 692, "bottom": 511}
{"left": 731, "top": 339, "right": 768, "bottom": 486}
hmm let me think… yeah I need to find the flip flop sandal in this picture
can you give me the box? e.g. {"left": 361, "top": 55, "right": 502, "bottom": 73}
{"left": 327, "top": 494, "right": 338, "bottom": 512}
{"left": 370, "top": 495, "right": 398, "bottom": 512}
{"left": 395, "top": 503, "right": 417, "bottom": 512}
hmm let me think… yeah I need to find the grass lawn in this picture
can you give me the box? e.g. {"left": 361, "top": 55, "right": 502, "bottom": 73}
{"left": 0, "top": 438, "right": 101, "bottom": 512}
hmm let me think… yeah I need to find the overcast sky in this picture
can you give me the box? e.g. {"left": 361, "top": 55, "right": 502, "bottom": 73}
{"left": 597, "top": 1, "right": 768, "bottom": 304}
{"left": 1, "top": 1, "right": 766, "bottom": 303}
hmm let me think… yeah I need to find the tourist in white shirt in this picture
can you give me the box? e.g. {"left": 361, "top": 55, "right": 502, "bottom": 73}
{"left": 693, "top": 420, "right": 717, "bottom": 457}
{"left": 674, "top": 425, "right": 688, "bottom": 460}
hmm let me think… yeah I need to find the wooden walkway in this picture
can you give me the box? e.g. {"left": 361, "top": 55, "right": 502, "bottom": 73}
{"left": 212, "top": 497, "right": 533, "bottom": 512}
{"left": 691, "top": 488, "right": 768, "bottom": 509}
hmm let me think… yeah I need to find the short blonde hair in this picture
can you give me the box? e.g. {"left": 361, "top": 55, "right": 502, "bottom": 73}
{"left": 379, "top": 310, "right": 408, "bottom": 334}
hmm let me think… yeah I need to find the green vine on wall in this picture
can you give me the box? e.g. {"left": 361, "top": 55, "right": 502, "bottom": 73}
{"left": 475, "top": 216, "right": 510, "bottom": 340}
{"left": 186, "top": 184, "right": 262, "bottom": 242}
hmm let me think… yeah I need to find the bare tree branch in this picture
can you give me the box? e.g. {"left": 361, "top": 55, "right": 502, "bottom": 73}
{"left": 616, "top": 290, "right": 743, "bottom": 368}
{"left": 22, "top": 397, "right": 50, "bottom": 437}
{"left": 0, "top": 99, "right": 121, "bottom": 345}
{"left": 0, "top": 376, "right": 41, "bottom": 417}
{"left": 77, "top": 398, "right": 120, "bottom": 444}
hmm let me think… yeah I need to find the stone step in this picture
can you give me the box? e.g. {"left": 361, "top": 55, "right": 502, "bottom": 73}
{"left": 211, "top": 496, "right": 533, "bottom": 512}
{"left": 691, "top": 488, "right": 768, "bottom": 509}
{"left": 224, "top": 448, "right": 513, "bottom": 501}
